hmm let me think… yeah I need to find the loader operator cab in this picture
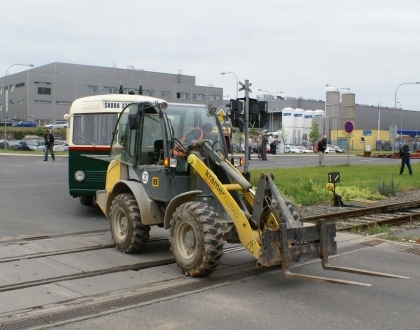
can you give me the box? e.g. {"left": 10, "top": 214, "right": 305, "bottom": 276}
{"left": 110, "top": 101, "right": 228, "bottom": 173}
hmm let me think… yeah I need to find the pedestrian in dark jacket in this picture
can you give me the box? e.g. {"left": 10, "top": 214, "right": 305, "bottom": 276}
{"left": 317, "top": 137, "right": 327, "bottom": 166}
{"left": 399, "top": 140, "right": 413, "bottom": 175}
{"left": 43, "top": 129, "right": 55, "bottom": 161}
{"left": 261, "top": 133, "right": 268, "bottom": 161}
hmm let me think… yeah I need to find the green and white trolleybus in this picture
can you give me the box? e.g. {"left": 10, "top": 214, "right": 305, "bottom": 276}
{"left": 66, "top": 94, "right": 165, "bottom": 205}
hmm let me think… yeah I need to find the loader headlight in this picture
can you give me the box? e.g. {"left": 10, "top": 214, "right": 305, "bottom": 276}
{"left": 74, "top": 171, "right": 85, "bottom": 182}
{"left": 169, "top": 157, "right": 177, "bottom": 168}
{"left": 232, "top": 157, "right": 244, "bottom": 167}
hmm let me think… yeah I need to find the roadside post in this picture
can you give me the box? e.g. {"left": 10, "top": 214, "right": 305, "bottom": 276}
{"left": 344, "top": 121, "right": 354, "bottom": 165}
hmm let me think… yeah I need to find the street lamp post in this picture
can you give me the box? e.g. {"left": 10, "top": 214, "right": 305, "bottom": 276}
{"left": 395, "top": 82, "right": 420, "bottom": 145}
{"left": 221, "top": 72, "right": 238, "bottom": 100}
{"left": 3, "top": 64, "right": 34, "bottom": 149}
{"left": 258, "top": 89, "right": 283, "bottom": 132}
{"left": 325, "top": 85, "right": 350, "bottom": 143}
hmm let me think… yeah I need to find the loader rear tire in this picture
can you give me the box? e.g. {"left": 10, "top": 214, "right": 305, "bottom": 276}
{"left": 109, "top": 193, "right": 150, "bottom": 253}
{"left": 170, "top": 202, "right": 224, "bottom": 277}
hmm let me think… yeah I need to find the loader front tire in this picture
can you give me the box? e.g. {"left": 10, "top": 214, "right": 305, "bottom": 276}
{"left": 109, "top": 193, "right": 150, "bottom": 253}
{"left": 170, "top": 202, "right": 223, "bottom": 277}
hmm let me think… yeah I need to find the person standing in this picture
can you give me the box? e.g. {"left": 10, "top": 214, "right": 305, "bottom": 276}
{"left": 399, "top": 140, "right": 413, "bottom": 175}
{"left": 248, "top": 137, "right": 252, "bottom": 160}
{"left": 44, "top": 129, "right": 55, "bottom": 161}
{"left": 317, "top": 137, "right": 327, "bottom": 166}
{"left": 261, "top": 133, "right": 268, "bottom": 161}
{"left": 268, "top": 134, "right": 276, "bottom": 154}
{"left": 256, "top": 134, "right": 262, "bottom": 159}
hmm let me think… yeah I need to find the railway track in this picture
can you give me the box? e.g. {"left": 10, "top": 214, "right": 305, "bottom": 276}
{"left": 303, "top": 200, "right": 420, "bottom": 231}
{"left": 0, "top": 232, "right": 245, "bottom": 294}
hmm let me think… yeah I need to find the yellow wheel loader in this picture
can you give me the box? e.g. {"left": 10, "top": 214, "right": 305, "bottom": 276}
{"left": 96, "top": 100, "right": 407, "bottom": 285}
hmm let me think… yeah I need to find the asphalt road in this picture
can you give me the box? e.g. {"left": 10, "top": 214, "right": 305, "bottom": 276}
{"left": 0, "top": 155, "right": 109, "bottom": 240}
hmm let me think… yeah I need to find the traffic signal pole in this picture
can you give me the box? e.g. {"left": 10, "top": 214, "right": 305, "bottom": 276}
{"left": 239, "top": 80, "right": 252, "bottom": 177}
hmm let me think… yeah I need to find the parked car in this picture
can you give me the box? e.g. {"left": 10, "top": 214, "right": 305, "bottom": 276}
{"left": 296, "top": 146, "right": 313, "bottom": 153}
{"left": 231, "top": 143, "right": 245, "bottom": 153}
{"left": 330, "top": 145, "right": 345, "bottom": 153}
{"left": 324, "top": 146, "right": 335, "bottom": 153}
{"left": 22, "top": 139, "right": 40, "bottom": 151}
{"left": 13, "top": 121, "right": 37, "bottom": 127}
{"left": 0, "top": 120, "right": 18, "bottom": 127}
{"left": 284, "top": 145, "right": 301, "bottom": 153}
{"left": 44, "top": 121, "right": 69, "bottom": 129}
{"left": 11, "top": 141, "right": 33, "bottom": 151}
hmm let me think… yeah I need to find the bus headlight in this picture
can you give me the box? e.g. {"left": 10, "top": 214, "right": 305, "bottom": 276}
{"left": 74, "top": 171, "right": 86, "bottom": 182}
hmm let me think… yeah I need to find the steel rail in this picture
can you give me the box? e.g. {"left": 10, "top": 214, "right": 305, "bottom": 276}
{"left": 303, "top": 200, "right": 420, "bottom": 222}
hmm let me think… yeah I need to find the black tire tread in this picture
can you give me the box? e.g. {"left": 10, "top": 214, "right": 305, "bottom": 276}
{"left": 170, "top": 202, "right": 223, "bottom": 277}
{"left": 110, "top": 193, "right": 150, "bottom": 253}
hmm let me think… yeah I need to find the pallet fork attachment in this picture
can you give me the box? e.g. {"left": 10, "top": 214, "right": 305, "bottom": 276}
{"left": 259, "top": 220, "right": 409, "bottom": 287}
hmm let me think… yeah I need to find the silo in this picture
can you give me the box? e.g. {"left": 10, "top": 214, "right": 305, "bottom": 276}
{"left": 282, "top": 107, "right": 294, "bottom": 145}
{"left": 304, "top": 110, "right": 315, "bottom": 143}
{"left": 294, "top": 108, "right": 305, "bottom": 145}
{"left": 313, "top": 110, "right": 328, "bottom": 138}
{"left": 340, "top": 92, "right": 355, "bottom": 129}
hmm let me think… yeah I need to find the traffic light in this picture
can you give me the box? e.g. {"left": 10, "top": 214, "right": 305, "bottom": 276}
{"left": 119, "top": 85, "right": 124, "bottom": 94}
{"left": 229, "top": 99, "right": 243, "bottom": 113}
{"left": 138, "top": 85, "right": 143, "bottom": 95}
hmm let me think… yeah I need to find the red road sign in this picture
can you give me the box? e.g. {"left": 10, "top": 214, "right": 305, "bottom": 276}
{"left": 344, "top": 121, "right": 354, "bottom": 134}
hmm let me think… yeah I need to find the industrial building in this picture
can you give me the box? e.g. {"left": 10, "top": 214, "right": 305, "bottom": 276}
{"left": 0, "top": 63, "right": 223, "bottom": 126}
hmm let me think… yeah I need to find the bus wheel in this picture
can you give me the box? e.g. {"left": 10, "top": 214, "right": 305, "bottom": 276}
{"left": 170, "top": 202, "right": 223, "bottom": 276}
{"left": 109, "top": 193, "right": 150, "bottom": 253}
{"left": 79, "top": 196, "right": 94, "bottom": 206}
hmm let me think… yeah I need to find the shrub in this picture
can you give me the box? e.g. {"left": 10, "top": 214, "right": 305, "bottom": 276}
{"left": 377, "top": 175, "right": 399, "bottom": 196}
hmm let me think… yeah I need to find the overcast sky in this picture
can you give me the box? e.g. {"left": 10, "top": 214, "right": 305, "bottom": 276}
{"left": 2, "top": 0, "right": 420, "bottom": 110}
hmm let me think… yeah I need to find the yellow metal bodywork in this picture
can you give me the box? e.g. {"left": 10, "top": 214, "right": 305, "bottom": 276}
{"left": 105, "top": 158, "right": 122, "bottom": 194}
{"left": 188, "top": 154, "right": 266, "bottom": 259}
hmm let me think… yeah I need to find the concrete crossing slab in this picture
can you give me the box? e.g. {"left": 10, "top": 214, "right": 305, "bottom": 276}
{"left": 0, "top": 258, "right": 81, "bottom": 287}
{"left": 0, "top": 283, "right": 83, "bottom": 315}
{"left": 57, "top": 266, "right": 183, "bottom": 296}
{"left": 21, "top": 234, "right": 114, "bottom": 254}
{"left": 0, "top": 244, "right": 38, "bottom": 259}
{"left": 48, "top": 240, "right": 172, "bottom": 272}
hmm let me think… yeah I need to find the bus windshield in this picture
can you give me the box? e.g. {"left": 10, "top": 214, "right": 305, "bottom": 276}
{"left": 72, "top": 113, "right": 118, "bottom": 146}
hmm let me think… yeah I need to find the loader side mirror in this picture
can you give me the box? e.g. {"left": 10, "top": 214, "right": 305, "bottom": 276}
{"left": 128, "top": 113, "right": 139, "bottom": 130}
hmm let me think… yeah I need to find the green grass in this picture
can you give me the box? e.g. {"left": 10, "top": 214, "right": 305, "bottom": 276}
{"left": 249, "top": 163, "right": 419, "bottom": 206}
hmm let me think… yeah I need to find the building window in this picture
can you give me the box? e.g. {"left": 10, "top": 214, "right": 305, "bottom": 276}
{"left": 0, "top": 87, "right": 2, "bottom": 94}
{"left": 177, "top": 92, "right": 189, "bottom": 100}
{"left": 103, "top": 87, "right": 119, "bottom": 94}
{"left": 193, "top": 94, "right": 205, "bottom": 101}
{"left": 34, "top": 82, "right": 51, "bottom": 85}
{"left": 38, "top": 87, "right": 51, "bottom": 95}
{"left": 10, "top": 85, "right": 15, "bottom": 92}
{"left": 143, "top": 90, "right": 154, "bottom": 97}
{"left": 209, "top": 95, "right": 221, "bottom": 102}
{"left": 56, "top": 101, "right": 72, "bottom": 105}
{"left": 0, "top": 104, "right": 2, "bottom": 111}
{"left": 161, "top": 91, "right": 170, "bottom": 98}
{"left": 88, "top": 85, "right": 98, "bottom": 93}
{"left": 34, "top": 100, "right": 52, "bottom": 104}
{"left": 16, "top": 82, "right": 25, "bottom": 88}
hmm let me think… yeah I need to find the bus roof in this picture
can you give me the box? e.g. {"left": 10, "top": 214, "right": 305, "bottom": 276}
{"left": 68, "top": 94, "right": 166, "bottom": 115}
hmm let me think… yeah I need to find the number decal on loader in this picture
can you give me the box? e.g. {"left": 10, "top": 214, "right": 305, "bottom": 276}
{"left": 152, "top": 177, "right": 159, "bottom": 187}
{"left": 142, "top": 172, "right": 149, "bottom": 184}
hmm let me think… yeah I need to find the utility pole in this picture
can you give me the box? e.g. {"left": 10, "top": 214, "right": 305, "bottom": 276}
{"left": 238, "top": 80, "right": 252, "bottom": 179}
